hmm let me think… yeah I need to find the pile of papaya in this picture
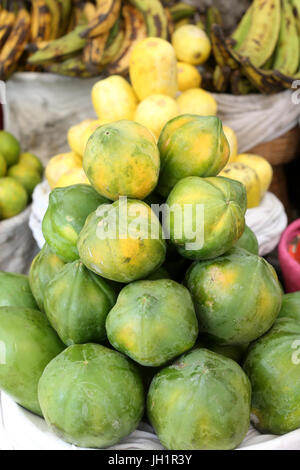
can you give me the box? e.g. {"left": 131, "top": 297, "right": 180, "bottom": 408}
{"left": 0, "top": 32, "right": 298, "bottom": 451}
{"left": 0, "top": 130, "right": 43, "bottom": 220}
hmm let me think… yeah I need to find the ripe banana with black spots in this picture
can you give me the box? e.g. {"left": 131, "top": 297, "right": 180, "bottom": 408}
{"left": 0, "top": 0, "right": 31, "bottom": 80}
{"left": 80, "top": 0, "right": 121, "bottom": 39}
{"left": 272, "top": 0, "right": 299, "bottom": 76}
{"left": 83, "top": 32, "right": 109, "bottom": 74}
{"left": 240, "top": 56, "right": 283, "bottom": 94}
{"left": 30, "top": 0, "right": 52, "bottom": 43}
{"left": 128, "top": 0, "right": 168, "bottom": 39}
{"left": 44, "top": 54, "right": 96, "bottom": 77}
{"left": 0, "top": 1, "right": 17, "bottom": 49}
{"left": 236, "top": 0, "right": 281, "bottom": 68}
{"left": 213, "top": 64, "right": 231, "bottom": 92}
{"left": 107, "top": 4, "right": 147, "bottom": 75}
{"left": 56, "top": 0, "right": 72, "bottom": 36}
{"left": 211, "top": 24, "right": 239, "bottom": 70}
{"left": 100, "top": 27, "right": 124, "bottom": 66}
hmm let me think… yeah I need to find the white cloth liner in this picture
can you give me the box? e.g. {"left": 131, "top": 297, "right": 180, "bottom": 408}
{"left": 29, "top": 181, "right": 288, "bottom": 257}
{"left": 1, "top": 392, "right": 300, "bottom": 450}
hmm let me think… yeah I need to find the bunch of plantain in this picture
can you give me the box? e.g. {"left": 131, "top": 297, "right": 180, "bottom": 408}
{"left": 204, "top": 0, "right": 300, "bottom": 95}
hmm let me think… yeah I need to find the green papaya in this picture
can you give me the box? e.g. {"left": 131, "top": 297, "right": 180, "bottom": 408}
{"left": 38, "top": 344, "right": 145, "bottom": 448}
{"left": 157, "top": 115, "right": 230, "bottom": 197}
{"left": 167, "top": 176, "right": 246, "bottom": 260}
{"left": 185, "top": 247, "right": 282, "bottom": 345}
{"left": 42, "top": 184, "right": 109, "bottom": 262}
{"left": 0, "top": 307, "right": 64, "bottom": 415}
{"left": 235, "top": 225, "right": 259, "bottom": 255}
{"left": 77, "top": 199, "right": 167, "bottom": 283}
{"left": 0, "top": 272, "right": 38, "bottom": 309}
{"left": 244, "top": 317, "right": 300, "bottom": 434}
{"left": 147, "top": 348, "right": 251, "bottom": 450}
{"left": 106, "top": 280, "right": 198, "bottom": 367}
{"left": 29, "top": 244, "right": 65, "bottom": 312}
{"left": 44, "top": 260, "right": 118, "bottom": 346}
{"left": 278, "top": 291, "right": 300, "bottom": 322}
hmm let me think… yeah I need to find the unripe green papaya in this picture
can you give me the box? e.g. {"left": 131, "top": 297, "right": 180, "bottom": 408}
{"left": 235, "top": 225, "right": 259, "bottom": 255}
{"left": 147, "top": 348, "right": 251, "bottom": 450}
{"left": 29, "top": 244, "right": 65, "bottom": 312}
{"left": 167, "top": 176, "right": 246, "bottom": 260}
{"left": 185, "top": 247, "right": 282, "bottom": 345}
{"left": 106, "top": 280, "right": 198, "bottom": 367}
{"left": 278, "top": 291, "right": 300, "bottom": 322}
{"left": 44, "top": 260, "right": 118, "bottom": 346}
{"left": 0, "top": 307, "right": 64, "bottom": 415}
{"left": 157, "top": 115, "right": 230, "bottom": 197}
{"left": 42, "top": 184, "right": 109, "bottom": 262}
{"left": 0, "top": 271, "right": 38, "bottom": 309}
{"left": 244, "top": 317, "right": 300, "bottom": 434}
{"left": 38, "top": 344, "right": 145, "bottom": 448}
{"left": 77, "top": 199, "right": 166, "bottom": 283}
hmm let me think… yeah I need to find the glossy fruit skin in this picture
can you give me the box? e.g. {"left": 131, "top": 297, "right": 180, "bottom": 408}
{"left": 157, "top": 115, "right": 229, "bottom": 197}
{"left": 220, "top": 162, "right": 261, "bottom": 209}
{"left": 223, "top": 126, "right": 238, "bottom": 163}
{"left": 38, "top": 343, "right": 145, "bottom": 448}
{"left": 29, "top": 244, "right": 65, "bottom": 312}
{"left": 56, "top": 168, "right": 90, "bottom": 188}
{"left": 172, "top": 25, "right": 211, "bottom": 65}
{"left": 177, "top": 62, "right": 202, "bottom": 92}
{"left": 0, "top": 271, "right": 38, "bottom": 309}
{"left": 129, "top": 37, "right": 178, "bottom": 101}
{"left": 42, "top": 184, "right": 109, "bottom": 262}
{"left": 45, "top": 152, "right": 82, "bottom": 189}
{"left": 67, "top": 119, "right": 101, "bottom": 157}
{"left": 0, "top": 307, "right": 64, "bottom": 416}
{"left": 8, "top": 164, "right": 42, "bottom": 196}
{"left": 278, "top": 291, "right": 300, "bottom": 322}
{"left": 0, "top": 177, "right": 28, "bottom": 219}
{"left": 147, "top": 348, "right": 251, "bottom": 450}
{"left": 78, "top": 199, "right": 167, "bottom": 283}
{"left": 0, "top": 153, "right": 7, "bottom": 177}
{"left": 244, "top": 317, "right": 300, "bottom": 434}
{"left": 83, "top": 120, "right": 160, "bottom": 201}
{"left": 44, "top": 261, "right": 118, "bottom": 346}
{"left": 134, "top": 94, "right": 179, "bottom": 139}
{"left": 235, "top": 225, "right": 259, "bottom": 255}
{"left": 167, "top": 176, "right": 246, "bottom": 260}
{"left": 176, "top": 89, "right": 217, "bottom": 117}
{"left": 92, "top": 75, "right": 138, "bottom": 122}
{"left": 19, "top": 152, "right": 43, "bottom": 175}
{"left": 0, "top": 131, "right": 20, "bottom": 166}
{"left": 185, "top": 247, "right": 282, "bottom": 345}
{"left": 106, "top": 280, "right": 198, "bottom": 367}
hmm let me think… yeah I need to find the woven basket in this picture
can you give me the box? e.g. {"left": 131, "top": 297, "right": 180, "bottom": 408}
{"left": 248, "top": 126, "right": 300, "bottom": 166}
{"left": 0, "top": 206, "right": 38, "bottom": 273}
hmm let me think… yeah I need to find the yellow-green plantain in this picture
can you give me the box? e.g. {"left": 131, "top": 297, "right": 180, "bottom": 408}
{"left": 205, "top": 5, "right": 222, "bottom": 40}
{"left": 56, "top": 0, "right": 72, "bottom": 36}
{"left": 240, "top": 56, "right": 283, "bottom": 94}
{"left": 44, "top": 54, "right": 98, "bottom": 77}
{"left": 43, "top": 0, "right": 61, "bottom": 39}
{"left": 100, "top": 27, "right": 124, "bottom": 66}
{"left": 231, "top": 3, "right": 253, "bottom": 50}
{"left": 236, "top": 0, "right": 281, "bottom": 68}
{"left": 128, "top": 0, "right": 168, "bottom": 39}
{"left": 230, "top": 69, "right": 255, "bottom": 95}
{"left": 211, "top": 24, "right": 239, "bottom": 69}
{"left": 83, "top": 31, "right": 109, "bottom": 74}
{"left": 0, "top": 1, "right": 17, "bottom": 49}
{"left": 169, "top": 2, "right": 196, "bottom": 22}
{"left": 272, "top": 0, "right": 299, "bottom": 76}
{"left": 213, "top": 64, "right": 231, "bottom": 92}
{"left": 28, "top": 24, "right": 87, "bottom": 64}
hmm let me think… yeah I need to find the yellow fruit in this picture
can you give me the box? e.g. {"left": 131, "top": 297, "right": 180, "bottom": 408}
{"left": 67, "top": 119, "right": 101, "bottom": 157}
{"left": 0, "top": 177, "right": 28, "bottom": 219}
{"left": 223, "top": 126, "right": 238, "bottom": 163}
{"left": 177, "top": 88, "right": 217, "bottom": 116}
{"left": 0, "top": 154, "right": 7, "bottom": 177}
{"left": 134, "top": 95, "right": 179, "bottom": 139}
{"left": 92, "top": 75, "right": 138, "bottom": 122}
{"left": 55, "top": 168, "right": 90, "bottom": 188}
{"left": 172, "top": 24, "right": 211, "bottom": 65}
{"left": 220, "top": 162, "right": 261, "bottom": 209}
{"left": 129, "top": 37, "right": 178, "bottom": 101}
{"left": 236, "top": 154, "right": 273, "bottom": 197}
{"left": 177, "top": 62, "right": 202, "bottom": 91}
{"left": 45, "top": 152, "right": 82, "bottom": 189}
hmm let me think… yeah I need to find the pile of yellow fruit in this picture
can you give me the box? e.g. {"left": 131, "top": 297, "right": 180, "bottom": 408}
{"left": 46, "top": 34, "right": 273, "bottom": 209}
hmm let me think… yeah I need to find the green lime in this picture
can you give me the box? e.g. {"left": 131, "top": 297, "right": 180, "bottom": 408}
{"left": 19, "top": 152, "right": 43, "bottom": 175}
{"left": 0, "top": 131, "right": 20, "bottom": 166}
{"left": 0, "top": 177, "right": 28, "bottom": 219}
{"left": 0, "top": 153, "right": 7, "bottom": 177}
{"left": 8, "top": 164, "right": 42, "bottom": 196}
